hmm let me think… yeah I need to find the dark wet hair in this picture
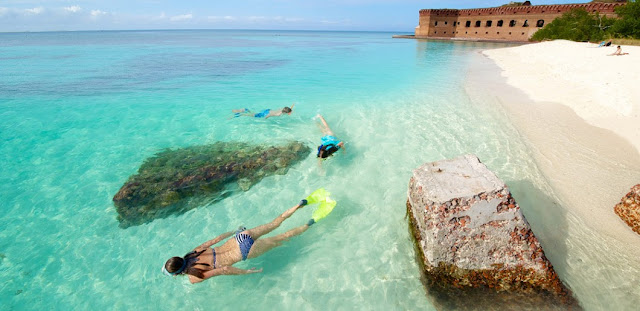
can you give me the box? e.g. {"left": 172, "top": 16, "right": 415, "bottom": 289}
{"left": 164, "top": 250, "right": 210, "bottom": 278}
{"left": 317, "top": 144, "right": 339, "bottom": 158}
{"left": 282, "top": 107, "right": 292, "bottom": 113}
{"left": 165, "top": 257, "right": 186, "bottom": 274}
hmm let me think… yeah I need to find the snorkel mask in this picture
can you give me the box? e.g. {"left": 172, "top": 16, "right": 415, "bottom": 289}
{"left": 161, "top": 257, "right": 186, "bottom": 276}
{"left": 317, "top": 144, "right": 338, "bottom": 158}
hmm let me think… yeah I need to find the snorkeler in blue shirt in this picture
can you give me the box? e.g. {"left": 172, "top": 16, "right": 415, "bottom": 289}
{"left": 315, "top": 114, "right": 345, "bottom": 163}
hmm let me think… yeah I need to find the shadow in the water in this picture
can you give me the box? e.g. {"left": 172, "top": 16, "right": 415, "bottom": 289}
{"left": 408, "top": 179, "right": 580, "bottom": 311}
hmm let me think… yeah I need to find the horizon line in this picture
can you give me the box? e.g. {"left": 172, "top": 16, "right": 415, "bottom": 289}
{"left": 0, "top": 28, "right": 415, "bottom": 35}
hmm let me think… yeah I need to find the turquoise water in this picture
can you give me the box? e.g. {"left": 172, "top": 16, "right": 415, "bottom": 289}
{"left": 0, "top": 30, "right": 613, "bottom": 310}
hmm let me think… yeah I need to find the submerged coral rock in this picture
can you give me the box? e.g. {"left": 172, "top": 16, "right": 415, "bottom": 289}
{"left": 614, "top": 184, "right": 640, "bottom": 235}
{"left": 113, "top": 141, "right": 310, "bottom": 228}
{"left": 407, "top": 154, "right": 579, "bottom": 309}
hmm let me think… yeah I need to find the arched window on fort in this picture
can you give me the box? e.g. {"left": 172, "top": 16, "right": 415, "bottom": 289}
{"left": 509, "top": 20, "right": 516, "bottom": 27}
{"left": 523, "top": 20, "right": 529, "bottom": 27}
{"left": 497, "top": 20, "right": 504, "bottom": 27}
{"left": 465, "top": 21, "right": 471, "bottom": 27}
{"left": 475, "top": 20, "right": 481, "bottom": 27}
{"left": 435, "top": 21, "right": 438, "bottom": 26}
{"left": 486, "top": 20, "right": 493, "bottom": 27}
{"left": 536, "top": 20, "right": 545, "bottom": 27}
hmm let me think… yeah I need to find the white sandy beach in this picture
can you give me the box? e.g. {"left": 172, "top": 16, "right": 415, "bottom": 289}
{"left": 479, "top": 40, "right": 640, "bottom": 256}
{"left": 484, "top": 40, "right": 640, "bottom": 154}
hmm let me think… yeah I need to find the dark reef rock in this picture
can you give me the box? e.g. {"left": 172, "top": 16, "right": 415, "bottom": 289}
{"left": 407, "top": 155, "right": 580, "bottom": 310}
{"left": 113, "top": 141, "right": 310, "bottom": 228}
{"left": 614, "top": 184, "right": 640, "bottom": 235}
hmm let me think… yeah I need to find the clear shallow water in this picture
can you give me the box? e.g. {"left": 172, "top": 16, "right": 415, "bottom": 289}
{"left": 0, "top": 30, "right": 623, "bottom": 310}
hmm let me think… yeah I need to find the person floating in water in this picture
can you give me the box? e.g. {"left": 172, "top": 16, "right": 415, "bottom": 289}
{"left": 316, "top": 114, "right": 345, "bottom": 162}
{"left": 162, "top": 189, "right": 336, "bottom": 284}
{"left": 232, "top": 104, "right": 294, "bottom": 119}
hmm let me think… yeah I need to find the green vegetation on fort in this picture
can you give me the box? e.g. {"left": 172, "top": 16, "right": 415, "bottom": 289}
{"left": 532, "top": 0, "right": 640, "bottom": 42}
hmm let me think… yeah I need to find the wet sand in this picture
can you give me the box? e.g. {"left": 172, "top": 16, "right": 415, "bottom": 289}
{"left": 469, "top": 41, "right": 640, "bottom": 256}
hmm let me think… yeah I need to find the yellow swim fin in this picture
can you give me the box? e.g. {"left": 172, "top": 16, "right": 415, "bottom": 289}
{"left": 312, "top": 197, "right": 336, "bottom": 222}
{"left": 305, "top": 188, "right": 330, "bottom": 205}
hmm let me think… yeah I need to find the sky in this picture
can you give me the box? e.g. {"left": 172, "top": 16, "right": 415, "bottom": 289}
{"left": 0, "top": 0, "right": 592, "bottom": 32}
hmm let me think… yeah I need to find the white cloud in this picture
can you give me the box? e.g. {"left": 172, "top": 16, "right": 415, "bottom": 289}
{"left": 248, "top": 16, "right": 268, "bottom": 22}
{"left": 207, "top": 15, "right": 236, "bottom": 21}
{"left": 64, "top": 6, "right": 82, "bottom": 13}
{"left": 24, "top": 7, "right": 44, "bottom": 15}
{"left": 91, "top": 10, "right": 107, "bottom": 17}
{"left": 170, "top": 14, "right": 192, "bottom": 22}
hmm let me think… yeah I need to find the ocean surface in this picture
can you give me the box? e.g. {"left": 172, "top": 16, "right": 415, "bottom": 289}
{"left": 0, "top": 30, "right": 637, "bottom": 310}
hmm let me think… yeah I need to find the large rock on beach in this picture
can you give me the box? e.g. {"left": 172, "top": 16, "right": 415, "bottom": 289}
{"left": 113, "top": 141, "right": 310, "bottom": 228}
{"left": 407, "top": 154, "right": 578, "bottom": 309}
{"left": 614, "top": 184, "right": 640, "bottom": 235}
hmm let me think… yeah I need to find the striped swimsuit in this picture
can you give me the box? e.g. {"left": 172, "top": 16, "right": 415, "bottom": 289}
{"left": 235, "top": 228, "right": 255, "bottom": 261}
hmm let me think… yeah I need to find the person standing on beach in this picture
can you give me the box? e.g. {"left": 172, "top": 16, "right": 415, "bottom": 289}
{"left": 316, "top": 114, "right": 345, "bottom": 163}
{"left": 232, "top": 104, "right": 295, "bottom": 119}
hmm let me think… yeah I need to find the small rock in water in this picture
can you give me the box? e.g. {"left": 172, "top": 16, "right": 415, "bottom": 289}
{"left": 237, "top": 178, "right": 252, "bottom": 191}
{"left": 614, "top": 184, "right": 640, "bottom": 235}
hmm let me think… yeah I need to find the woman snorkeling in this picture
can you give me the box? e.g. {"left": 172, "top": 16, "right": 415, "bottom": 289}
{"left": 162, "top": 190, "right": 336, "bottom": 284}
{"left": 316, "top": 114, "right": 345, "bottom": 162}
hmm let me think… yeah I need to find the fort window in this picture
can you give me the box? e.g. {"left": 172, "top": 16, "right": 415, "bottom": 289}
{"left": 475, "top": 21, "right": 481, "bottom": 27}
{"left": 509, "top": 20, "right": 516, "bottom": 27}
{"left": 445, "top": 21, "right": 448, "bottom": 25}
{"left": 497, "top": 20, "right": 504, "bottom": 27}
{"left": 523, "top": 20, "right": 529, "bottom": 27}
{"left": 465, "top": 21, "right": 471, "bottom": 27}
{"left": 486, "top": 20, "right": 492, "bottom": 27}
{"left": 536, "top": 20, "right": 545, "bottom": 27}
{"left": 435, "top": 21, "right": 438, "bottom": 26}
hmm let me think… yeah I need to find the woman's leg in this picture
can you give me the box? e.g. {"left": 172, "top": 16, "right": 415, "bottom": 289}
{"left": 247, "top": 224, "right": 310, "bottom": 259}
{"left": 317, "top": 114, "right": 335, "bottom": 136}
{"left": 245, "top": 204, "right": 303, "bottom": 239}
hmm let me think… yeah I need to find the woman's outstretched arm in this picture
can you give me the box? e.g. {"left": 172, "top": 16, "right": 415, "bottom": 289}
{"left": 189, "top": 266, "right": 263, "bottom": 283}
{"left": 197, "top": 231, "right": 234, "bottom": 249}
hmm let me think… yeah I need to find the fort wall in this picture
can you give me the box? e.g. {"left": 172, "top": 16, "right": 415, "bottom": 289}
{"left": 415, "top": 2, "right": 626, "bottom": 42}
